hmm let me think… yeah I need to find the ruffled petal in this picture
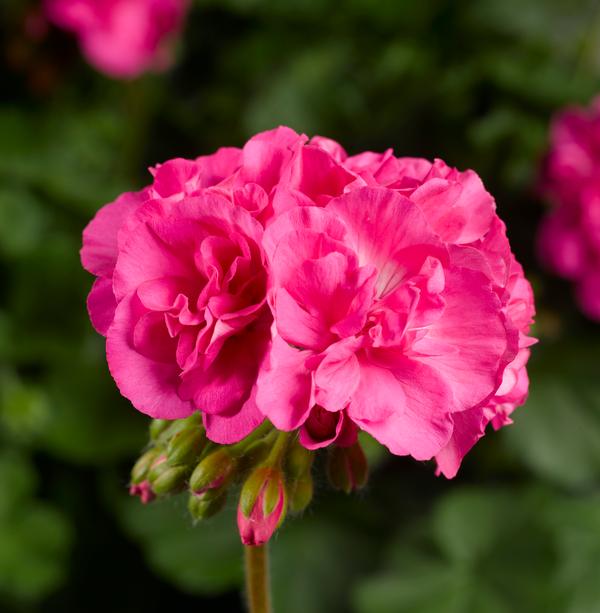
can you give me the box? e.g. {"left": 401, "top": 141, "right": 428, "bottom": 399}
{"left": 255, "top": 335, "right": 313, "bottom": 431}
{"left": 106, "top": 293, "right": 194, "bottom": 419}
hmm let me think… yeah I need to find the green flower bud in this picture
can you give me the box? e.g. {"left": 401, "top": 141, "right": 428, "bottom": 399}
{"left": 288, "top": 474, "right": 313, "bottom": 514}
{"left": 167, "top": 427, "right": 206, "bottom": 467}
{"left": 189, "top": 448, "right": 236, "bottom": 494}
{"left": 238, "top": 466, "right": 287, "bottom": 546}
{"left": 188, "top": 490, "right": 228, "bottom": 521}
{"left": 285, "top": 439, "right": 314, "bottom": 479}
{"left": 154, "top": 413, "right": 203, "bottom": 445}
{"left": 131, "top": 446, "right": 162, "bottom": 484}
{"left": 147, "top": 454, "right": 169, "bottom": 483}
{"left": 326, "top": 442, "right": 368, "bottom": 494}
{"left": 149, "top": 419, "right": 170, "bottom": 441}
{"left": 150, "top": 464, "right": 189, "bottom": 496}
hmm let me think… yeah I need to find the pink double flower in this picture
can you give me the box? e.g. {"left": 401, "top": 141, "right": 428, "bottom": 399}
{"left": 81, "top": 127, "right": 535, "bottom": 477}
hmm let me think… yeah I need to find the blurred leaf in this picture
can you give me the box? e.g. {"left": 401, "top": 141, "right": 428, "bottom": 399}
{"left": 0, "top": 451, "right": 72, "bottom": 604}
{"left": 546, "top": 495, "right": 600, "bottom": 613}
{"left": 111, "top": 491, "right": 243, "bottom": 594}
{"left": 431, "top": 490, "right": 514, "bottom": 562}
{"left": 0, "top": 450, "right": 36, "bottom": 518}
{"left": 0, "top": 107, "right": 131, "bottom": 213}
{"left": 354, "top": 559, "right": 468, "bottom": 613}
{"left": 0, "top": 186, "right": 47, "bottom": 258}
{"left": 465, "top": 0, "right": 596, "bottom": 54}
{"left": 272, "top": 502, "right": 378, "bottom": 613}
{"left": 5, "top": 232, "right": 89, "bottom": 364}
{"left": 38, "top": 334, "right": 146, "bottom": 464}
{"left": 467, "top": 107, "right": 546, "bottom": 189}
{"left": 0, "top": 369, "right": 50, "bottom": 443}
{"left": 354, "top": 487, "right": 560, "bottom": 613}
{"left": 504, "top": 340, "right": 600, "bottom": 488}
{"left": 244, "top": 43, "right": 360, "bottom": 135}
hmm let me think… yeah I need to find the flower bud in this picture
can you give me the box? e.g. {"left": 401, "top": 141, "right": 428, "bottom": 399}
{"left": 131, "top": 447, "right": 162, "bottom": 484}
{"left": 188, "top": 490, "right": 228, "bottom": 521}
{"left": 149, "top": 464, "right": 189, "bottom": 496}
{"left": 326, "top": 442, "right": 368, "bottom": 494}
{"left": 146, "top": 454, "right": 168, "bottom": 483}
{"left": 149, "top": 419, "right": 170, "bottom": 441}
{"left": 166, "top": 427, "right": 206, "bottom": 467}
{"left": 189, "top": 448, "right": 236, "bottom": 494}
{"left": 154, "top": 413, "right": 202, "bottom": 444}
{"left": 285, "top": 439, "right": 314, "bottom": 479}
{"left": 237, "top": 466, "right": 287, "bottom": 546}
{"left": 288, "top": 474, "right": 313, "bottom": 514}
{"left": 129, "top": 481, "right": 155, "bottom": 504}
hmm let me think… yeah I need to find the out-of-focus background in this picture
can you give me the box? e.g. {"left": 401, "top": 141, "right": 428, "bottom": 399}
{"left": 1, "top": 1, "right": 600, "bottom": 611}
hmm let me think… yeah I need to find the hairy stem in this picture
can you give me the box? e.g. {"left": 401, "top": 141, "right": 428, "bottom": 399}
{"left": 244, "top": 543, "right": 271, "bottom": 613}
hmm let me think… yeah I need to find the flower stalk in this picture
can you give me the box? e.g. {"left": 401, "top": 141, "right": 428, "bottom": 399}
{"left": 244, "top": 543, "right": 271, "bottom": 613}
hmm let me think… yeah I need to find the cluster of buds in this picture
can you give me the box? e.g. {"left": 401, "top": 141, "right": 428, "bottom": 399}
{"left": 129, "top": 416, "right": 369, "bottom": 546}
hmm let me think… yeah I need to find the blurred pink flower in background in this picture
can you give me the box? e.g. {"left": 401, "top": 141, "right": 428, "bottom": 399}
{"left": 538, "top": 98, "right": 600, "bottom": 320}
{"left": 44, "top": 0, "right": 189, "bottom": 78}
{"left": 82, "top": 127, "right": 535, "bottom": 477}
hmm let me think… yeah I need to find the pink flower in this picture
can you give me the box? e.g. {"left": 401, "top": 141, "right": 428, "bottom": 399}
{"left": 82, "top": 127, "right": 534, "bottom": 476}
{"left": 80, "top": 130, "right": 314, "bottom": 444}
{"left": 81, "top": 187, "right": 270, "bottom": 445}
{"left": 44, "top": 0, "right": 189, "bottom": 78}
{"left": 538, "top": 98, "right": 600, "bottom": 320}
{"left": 256, "top": 147, "right": 534, "bottom": 475}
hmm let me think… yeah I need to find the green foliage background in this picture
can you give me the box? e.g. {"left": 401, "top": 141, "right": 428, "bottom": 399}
{"left": 1, "top": 0, "right": 600, "bottom": 611}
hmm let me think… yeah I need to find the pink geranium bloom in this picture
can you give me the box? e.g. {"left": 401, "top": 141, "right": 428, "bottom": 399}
{"left": 80, "top": 129, "right": 309, "bottom": 442}
{"left": 81, "top": 166, "right": 270, "bottom": 443}
{"left": 44, "top": 0, "right": 189, "bottom": 78}
{"left": 255, "top": 142, "right": 534, "bottom": 476}
{"left": 82, "top": 127, "right": 534, "bottom": 476}
{"left": 538, "top": 98, "right": 600, "bottom": 320}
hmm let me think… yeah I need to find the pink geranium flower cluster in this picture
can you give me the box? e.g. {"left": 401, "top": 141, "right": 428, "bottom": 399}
{"left": 81, "top": 127, "right": 535, "bottom": 477}
{"left": 45, "top": 0, "right": 189, "bottom": 78}
{"left": 538, "top": 98, "right": 600, "bottom": 320}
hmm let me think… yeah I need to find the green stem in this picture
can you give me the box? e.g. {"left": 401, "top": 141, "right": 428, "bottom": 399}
{"left": 265, "top": 430, "right": 291, "bottom": 467}
{"left": 244, "top": 543, "right": 272, "bottom": 613}
{"left": 229, "top": 420, "right": 274, "bottom": 457}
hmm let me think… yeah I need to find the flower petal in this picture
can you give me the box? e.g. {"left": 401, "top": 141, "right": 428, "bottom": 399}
{"left": 81, "top": 190, "right": 144, "bottom": 277}
{"left": 348, "top": 354, "right": 453, "bottom": 460}
{"left": 255, "top": 335, "right": 313, "bottom": 431}
{"left": 87, "top": 277, "right": 117, "bottom": 336}
{"left": 106, "top": 293, "right": 193, "bottom": 419}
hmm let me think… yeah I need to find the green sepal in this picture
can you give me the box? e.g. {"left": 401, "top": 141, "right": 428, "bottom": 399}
{"left": 150, "top": 464, "right": 189, "bottom": 496}
{"left": 167, "top": 427, "right": 206, "bottom": 467}
{"left": 188, "top": 491, "right": 228, "bottom": 521}
{"left": 239, "top": 467, "right": 269, "bottom": 518}
{"left": 285, "top": 439, "right": 314, "bottom": 479}
{"left": 131, "top": 446, "right": 162, "bottom": 484}
{"left": 288, "top": 474, "right": 313, "bottom": 513}
{"left": 189, "top": 448, "right": 235, "bottom": 493}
